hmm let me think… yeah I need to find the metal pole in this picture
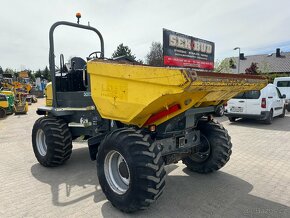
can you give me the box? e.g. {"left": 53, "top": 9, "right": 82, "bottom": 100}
{"left": 49, "top": 21, "right": 105, "bottom": 107}
{"left": 238, "top": 48, "right": 240, "bottom": 74}
{"left": 234, "top": 47, "right": 240, "bottom": 74}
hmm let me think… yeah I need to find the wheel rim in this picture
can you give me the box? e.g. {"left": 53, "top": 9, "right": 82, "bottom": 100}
{"left": 220, "top": 107, "right": 224, "bottom": 116}
{"left": 217, "top": 106, "right": 224, "bottom": 116}
{"left": 190, "top": 135, "right": 211, "bottom": 163}
{"left": 104, "top": 150, "right": 130, "bottom": 195}
{"left": 36, "top": 129, "right": 47, "bottom": 156}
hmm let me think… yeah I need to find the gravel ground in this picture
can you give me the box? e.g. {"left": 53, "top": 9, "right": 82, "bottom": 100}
{"left": 0, "top": 99, "right": 289, "bottom": 218}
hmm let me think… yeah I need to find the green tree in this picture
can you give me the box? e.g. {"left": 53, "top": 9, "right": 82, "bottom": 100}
{"left": 259, "top": 61, "right": 270, "bottom": 74}
{"left": 245, "top": 62, "right": 260, "bottom": 75}
{"left": 229, "top": 59, "right": 236, "bottom": 68}
{"left": 112, "top": 43, "right": 136, "bottom": 60}
{"left": 34, "top": 69, "right": 42, "bottom": 78}
{"left": 42, "top": 66, "right": 51, "bottom": 81}
{"left": 4, "top": 68, "right": 14, "bottom": 75}
{"left": 14, "top": 72, "right": 19, "bottom": 80}
{"left": 26, "top": 69, "right": 35, "bottom": 82}
{"left": 215, "top": 59, "right": 232, "bottom": 73}
{"left": 145, "top": 42, "right": 163, "bottom": 67}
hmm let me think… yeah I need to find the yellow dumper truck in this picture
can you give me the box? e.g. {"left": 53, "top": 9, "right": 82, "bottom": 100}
{"left": 32, "top": 19, "right": 267, "bottom": 212}
{"left": 0, "top": 94, "right": 9, "bottom": 118}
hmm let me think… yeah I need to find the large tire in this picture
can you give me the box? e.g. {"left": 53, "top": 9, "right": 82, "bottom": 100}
{"left": 183, "top": 120, "right": 232, "bottom": 173}
{"left": 97, "top": 128, "right": 166, "bottom": 213}
{"left": 32, "top": 117, "right": 72, "bottom": 167}
{"left": 0, "top": 108, "right": 6, "bottom": 118}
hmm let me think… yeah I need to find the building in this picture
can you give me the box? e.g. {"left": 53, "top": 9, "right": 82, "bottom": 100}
{"left": 224, "top": 48, "right": 290, "bottom": 75}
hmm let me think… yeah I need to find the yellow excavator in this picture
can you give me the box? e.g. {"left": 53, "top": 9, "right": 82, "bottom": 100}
{"left": 1, "top": 78, "right": 28, "bottom": 114}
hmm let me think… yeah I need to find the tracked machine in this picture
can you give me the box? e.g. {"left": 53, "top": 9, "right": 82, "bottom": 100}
{"left": 32, "top": 16, "right": 267, "bottom": 212}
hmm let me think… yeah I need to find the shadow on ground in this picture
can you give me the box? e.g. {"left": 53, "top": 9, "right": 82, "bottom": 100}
{"left": 102, "top": 168, "right": 290, "bottom": 218}
{"left": 31, "top": 147, "right": 106, "bottom": 206}
{"left": 31, "top": 147, "right": 290, "bottom": 218}
{"left": 227, "top": 115, "right": 290, "bottom": 131}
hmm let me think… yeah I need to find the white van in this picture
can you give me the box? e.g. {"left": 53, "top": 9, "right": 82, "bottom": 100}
{"left": 225, "top": 84, "right": 286, "bottom": 124}
{"left": 273, "top": 77, "right": 290, "bottom": 112}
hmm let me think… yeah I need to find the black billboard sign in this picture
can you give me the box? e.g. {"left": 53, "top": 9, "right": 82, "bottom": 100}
{"left": 163, "top": 29, "right": 215, "bottom": 70}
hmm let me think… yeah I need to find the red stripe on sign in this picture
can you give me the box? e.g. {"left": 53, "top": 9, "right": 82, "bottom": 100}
{"left": 144, "top": 104, "right": 181, "bottom": 126}
{"left": 164, "top": 56, "right": 214, "bottom": 70}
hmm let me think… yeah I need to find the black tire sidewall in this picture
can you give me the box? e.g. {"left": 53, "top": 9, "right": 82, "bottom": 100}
{"left": 229, "top": 117, "right": 236, "bottom": 122}
{"left": 0, "top": 108, "right": 6, "bottom": 118}
{"left": 32, "top": 118, "right": 56, "bottom": 165}
{"left": 286, "top": 104, "right": 290, "bottom": 112}
{"left": 96, "top": 129, "right": 166, "bottom": 212}
{"left": 183, "top": 120, "right": 232, "bottom": 173}
{"left": 265, "top": 110, "right": 273, "bottom": 124}
{"left": 97, "top": 137, "right": 137, "bottom": 208}
{"left": 279, "top": 106, "right": 286, "bottom": 118}
{"left": 32, "top": 117, "right": 72, "bottom": 167}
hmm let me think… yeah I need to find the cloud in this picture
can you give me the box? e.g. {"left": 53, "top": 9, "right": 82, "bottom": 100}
{"left": 0, "top": 0, "right": 289, "bottom": 70}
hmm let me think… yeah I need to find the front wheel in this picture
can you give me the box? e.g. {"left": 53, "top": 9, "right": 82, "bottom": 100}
{"left": 32, "top": 117, "right": 72, "bottom": 167}
{"left": 0, "top": 108, "right": 6, "bottom": 118}
{"left": 97, "top": 128, "right": 166, "bottom": 213}
{"left": 182, "top": 120, "right": 232, "bottom": 173}
{"left": 287, "top": 104, "right": 290, "bottom": 112}
{"left": 278, "top": 106, "right": 286, "bottom": 118}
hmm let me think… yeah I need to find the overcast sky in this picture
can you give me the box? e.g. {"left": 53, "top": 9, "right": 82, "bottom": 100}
{"left": 1, "top": 0, "right": 290, "bottom": 71}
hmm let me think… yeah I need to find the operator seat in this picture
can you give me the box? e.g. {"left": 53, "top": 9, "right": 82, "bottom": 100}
{"left": 67, "top": 57, "right": 87, "bottom": 91}
{"left": 71, "top": 57, "right": 86, "bottom": 70}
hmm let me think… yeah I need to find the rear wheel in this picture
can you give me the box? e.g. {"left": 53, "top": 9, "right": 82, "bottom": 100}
{"left": 97, "top": 128, "right": 166, "bottom": 213}
{"left": 264, "top": 109, "right": 273, "bottom": 124}
{"left": 228, "top": 117, "right": 236, "bottom": 122}
{"left": 32, "top": 117, "right": 72, "bottom": 167}
{"left": 183, "top": 120, "right": 232, "bottom": 173}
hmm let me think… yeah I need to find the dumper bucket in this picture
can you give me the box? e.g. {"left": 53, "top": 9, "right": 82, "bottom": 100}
{"left": 87, "top": 60, "right": 267, "bottom": 127}
{"left": 14, "top": 102, "right": 28, "bottom": 115}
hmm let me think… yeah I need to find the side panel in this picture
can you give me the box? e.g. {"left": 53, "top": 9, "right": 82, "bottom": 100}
{"left": 245, "top": 90, "right": 262, "bottom": 115}
{"left": 87, "top": 60, "right": 267, "bottom": 127}
{"left": 56, "top": 92, "right": 94, "bottom": 108}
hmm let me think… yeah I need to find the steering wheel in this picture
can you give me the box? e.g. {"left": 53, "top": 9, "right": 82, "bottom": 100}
{"left": 88, "top": 51, "right": 103, "bottom": 59}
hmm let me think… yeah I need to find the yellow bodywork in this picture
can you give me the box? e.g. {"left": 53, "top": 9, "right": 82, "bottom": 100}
{"left": 87, "top": 60, "right": 267, "bottom": 127}
{"left": 45, "top": 82, "right": 53, "bottom": 106}
{"left": 14, "top": 92, "right": 29, "bottom": 114}
{"left": 14, "top": 101, "right": 28, "bottom": 114}
{"left": 0, "top": 99, "right": 9, "bottom": 109}
{"left": 1, "top": 81, "right": 32, "bottom": 93}
{"left": 0, "top": 90, "right": 14, "bottom": 97}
